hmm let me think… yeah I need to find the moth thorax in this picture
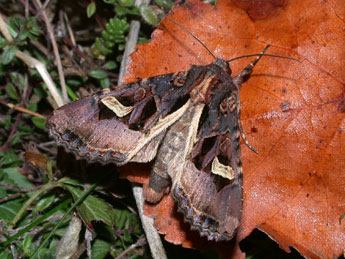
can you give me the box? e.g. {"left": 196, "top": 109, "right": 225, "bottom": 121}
{"left": 228, "top": 93, "right": 238, "bottom": 112}
{"left": 213, "top": 58, "right": 232, "bottom": 74}
{"left": 172, "top": 71, "right": 188, "bottom": 87}
{"left": 190, "top": 74, "right": 218, "bottom": 104}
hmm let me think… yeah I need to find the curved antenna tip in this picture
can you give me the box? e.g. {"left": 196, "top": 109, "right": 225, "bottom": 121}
{"left": 164, "top": 16, "right": 217, "bottom": 60}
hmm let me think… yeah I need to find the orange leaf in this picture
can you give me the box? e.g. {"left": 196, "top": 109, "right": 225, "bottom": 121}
{"left": 121, "top": 0, "right": 345, "bottom": 257}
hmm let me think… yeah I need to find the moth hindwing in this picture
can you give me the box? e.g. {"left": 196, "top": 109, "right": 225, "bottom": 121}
{"left": 47, "top": 40, "right": 269, "bottom": 241}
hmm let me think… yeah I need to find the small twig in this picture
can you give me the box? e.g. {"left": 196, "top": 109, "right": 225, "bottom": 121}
{"left": 22, "top": 73, "right": 29, "bottom": 106}
{"left": 62, "top": 37, "right": 96, "bottom": 67}
{"left": 85, "top": 228, "right": 93, "bottom": 258}
{"left": 0, "top": 14, "right": 12, "bottom": 41}
{"left": 0, "top": 193, "right": 23, "bottom": 203}
{"left": 63, "top": 12, "right": 76, "bottom": 46}
{"left": 132, "top": 185, "right": 167, "bottom": 259}
{"left": 33, "top": 0, "right": 68, "bottom": 105}
{"left": 116, "top": 235, "right": 147, "bottom": 259}
{"left": 0, "top": 182, "right": 40, "bottom": 192}
{"left": 0, "top": 12, "right": 64, "bottom": 107}
{"left": 10, "top": 244, "right": 16, "bottom": 259}
{"left": 36, "top": 140, "right": 56, "bottom": 147}
{"left": 110, "top": 192, "right": 138, "bottom": 216}
{"left": 3, "top": 102, "right": 46, "bottom": 119}
{"left": 34, "top": 0, "right": 51, "bottom": 19}
{"left": 30, "top": 40, "right": 49, "bottom": 57}
{"left": 36, "top": 141, "right": 57, "bottom": 155}
{"left": 24, "top": 0, "right": 29, "bottom": 18}
{"left": 18, "top": 0, "right": 37, "bottom": 16}
{"left": 1, "top": 113, "right": 21, "bottom": 152}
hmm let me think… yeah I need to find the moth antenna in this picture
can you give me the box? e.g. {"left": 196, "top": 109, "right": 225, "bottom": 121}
{"left": 165, "top": 16, "right": 217, "bottom": 60}
{"left": 228, "top": 52, "right": 300, "bottom": 63}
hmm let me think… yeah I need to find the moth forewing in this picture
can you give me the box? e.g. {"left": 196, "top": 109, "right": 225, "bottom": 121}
{"left": 122, "top": 99, "right": 191, "bottom": 164}
{"left": 143, "top": 101, "right": 204, "bottom": 202}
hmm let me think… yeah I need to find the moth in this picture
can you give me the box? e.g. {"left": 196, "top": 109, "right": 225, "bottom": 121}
{"left": 47, "top": 18, "right": 280, "bottom": 241}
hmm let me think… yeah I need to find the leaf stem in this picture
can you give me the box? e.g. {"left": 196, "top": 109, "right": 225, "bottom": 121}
{"left": 10, "top": 181, "right": 59, "bottom": 227}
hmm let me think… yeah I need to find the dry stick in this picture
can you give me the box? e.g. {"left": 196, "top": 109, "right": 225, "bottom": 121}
{"left": 132, "top": 186, "right": 167, "bottom": 259}
{"left": 116, "top": 235, "right": 147, "bottom": 259}
{"left": 118, "top": 19, "right": 141, "bottom": 82}
{"left": 33, "top": 0, "right": 68, "bottom": 105}
{"left": 0, "top": 13, "right": 64, "bottom": 107}
{"left": 24, "top": 0, "right": 29, "bottom": 18}
{"left": 63, "top": 12, "right": 76, "bottom": 46}
{"left": 117, "top": 1, "right": 167, "bottom": 258}
{"left": 5, "top": 103, "right": 46, "bottom": 119}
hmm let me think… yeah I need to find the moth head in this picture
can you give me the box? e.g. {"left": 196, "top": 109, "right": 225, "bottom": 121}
{"left": 213, "top": 58, "right": 232, "bottom": 76}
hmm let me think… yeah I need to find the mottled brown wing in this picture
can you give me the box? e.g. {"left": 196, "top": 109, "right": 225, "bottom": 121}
{"left": 148, "top": 96, "right": 242, "bottom": 241}
{"left": 46, "top": 65, "right": 209, "bottom": 165}
{"left": 47, "top": 91, "right": 159, "bottom": 165}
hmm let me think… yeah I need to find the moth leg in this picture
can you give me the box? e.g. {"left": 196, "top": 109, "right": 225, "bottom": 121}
{"left": 143, "top": 165, "right": 171, "bottom": 203}
{"left": 238, "top": 118, "right": 258, "bottom": 153}
{"left": 233, "top": 45, "right": 270, "bottom": 87}
{"left": 233, "top": 46, "right": 269, "bottom": 153}
{"left": 236, "top": 100, "right": 258, "bottom": 154}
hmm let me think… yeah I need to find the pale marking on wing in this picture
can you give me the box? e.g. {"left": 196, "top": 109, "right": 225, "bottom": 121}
{"left": 101, "top": 96, "right": 133, "bottom": 117}
{"left": 124, "top": 99, "right": 192, "bottom": 164}
{"left": 191, "top": 74, "right": 217, "bottom": 103}
{"left": 211, "top": 156, "right": 235, "bottom": 180}
{"left": 170, "top": 103, "right": 205, "bottom": 186}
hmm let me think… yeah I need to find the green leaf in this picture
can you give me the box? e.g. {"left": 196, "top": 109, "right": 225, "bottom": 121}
{"left": 104, "top": 61, "right": 117, "bottom": 70}
{"left": 58, "top": 177, "right": 83, "bottom": 187}
{"left": 36, "top": 194, "right": 55, "bottom": 212}
{"left": 0, "top": 250, "right": 11, "bottom": 259}
{"left": 5, "top": 83, "right": 19, "bottom": 100}
{"left": 2, "top": 167, "right": 33, "bottom": 189}
{"left": 19, "top": 30, "right": 29, "bottom": 41}
{"left": 27, "top": 102, "right": 37, "bottom": 113}
{"left": 91, "top": 239, "right": 111, "bottom": 259}
{"left": 116, "top": 209, "right": 127, "bottom": 230}
{"left": 89, "top": 70, "right": 108, "bottom": 80}
{"left": 36, "top": 248, "right": 54, "bottom": 259}
{"left": 139, "top": 4, "right": 159, "bottom": 25}
{"left": 66, "top": 85, "right": 79, "bottom": 101}
{"left": 66, "top": 79, "right": 82, "bottom": 87}
{"left": 154, "top": 0, "right": 172, "bottom": 9}
{"left": 23, "top": 235, "right": 33, "bottom": 256}
{"left": 126, "top": 6, "right": 140, "bottom": 15}
{"left": 1, "top": 46, "right": 17, "bottom": 64}
{"left": 63, "top": 184, "right": 114, "bottom": 226}
{"left": 0, "top": 187, "right": 6, "bottom": 199}
{"left": 100, "top": 78, "right": 110, "bottom": 89}
{"left": 118, "top": 0, "right": 134, "bottom": 7}
{"left": 6, "top": 23, "right": 17, "bottom": 38}
{"left": 0, "top": 36, "right": 7, "bottom": 48}
{"left": 10, "top": 132, "right": 28, "bottom": 146}
{"left": 0, "top": 151, "right": 21, "bottom": 167}
{"left": 115, "top": 6, "right": 128, "bottom": 16}
{"left": 32, "top": 117, "right": 46, "bottom": 130}
{"left": 0, "top": 199, "right": 23, "bottom": 222}
{"left": 87, "top": 2, "right": 96, "bottom": 18}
